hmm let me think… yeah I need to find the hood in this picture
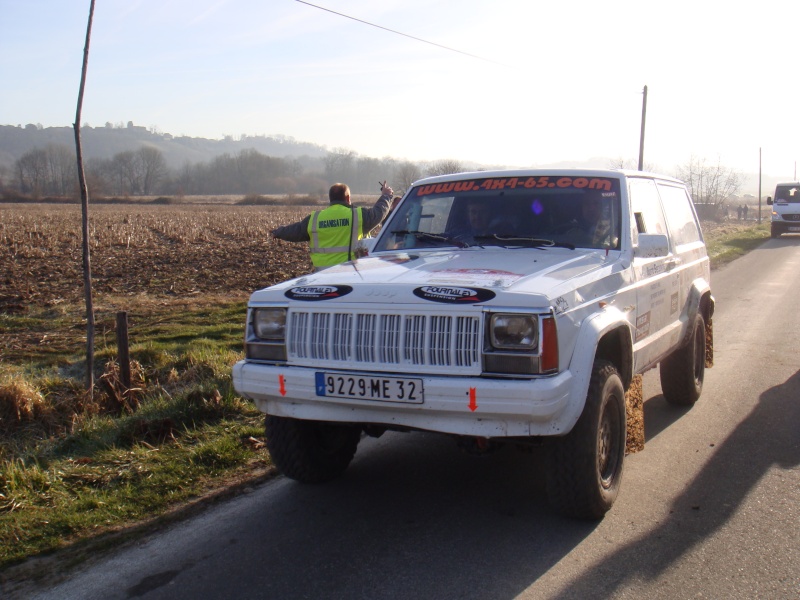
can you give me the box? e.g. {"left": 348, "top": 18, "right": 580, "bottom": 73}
{"left": 250, "top": 248, "right": 620, "bottom": 308}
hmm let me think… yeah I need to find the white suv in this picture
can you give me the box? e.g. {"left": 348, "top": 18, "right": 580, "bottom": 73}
{"left": 766, "top": 182, "right": 800, "bottom": 237}
{"left": 233, "top": 169, "right": 714, "bottom": 519}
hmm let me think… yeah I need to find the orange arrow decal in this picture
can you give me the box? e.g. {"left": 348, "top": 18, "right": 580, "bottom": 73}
{"left": 279, "top": 375, "right": 286, "bottom": 396}
{"left": 468, "top": 387, "right": 477, "bottom": 412}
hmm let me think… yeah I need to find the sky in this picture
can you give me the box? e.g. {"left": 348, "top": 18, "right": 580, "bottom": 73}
{"left": 2, "top": 0, "right": 799, "bottom": 183}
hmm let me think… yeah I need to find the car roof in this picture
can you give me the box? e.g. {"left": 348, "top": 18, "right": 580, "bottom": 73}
{"left": 410, "top": 168, "right": 684, "bottom": 187}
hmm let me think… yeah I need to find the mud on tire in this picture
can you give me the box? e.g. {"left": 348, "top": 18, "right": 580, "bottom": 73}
{"left": 265, "top": 415, "right": 361, "bottom": 483}
{"left": 660, "top": 313, "right": 705, "bottom": 406}
{"left": 545, "top": 360, "right": 626, "bottom": 520}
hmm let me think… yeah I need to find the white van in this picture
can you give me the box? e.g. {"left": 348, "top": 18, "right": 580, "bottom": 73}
{"left": 766, "top": 182, "right": 800, "bottom": 237}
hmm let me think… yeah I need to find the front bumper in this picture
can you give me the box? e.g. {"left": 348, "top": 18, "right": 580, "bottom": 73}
{"left": 232, "top": 360, "right": 575, "bottom": 437}
{"left": 771, "top": 219, "right": 800, "bottom": 234}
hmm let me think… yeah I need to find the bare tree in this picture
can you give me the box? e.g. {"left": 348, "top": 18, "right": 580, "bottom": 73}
{"left": 425, "top": 159, "right": 464, "bottom": 177}
{"left": 137, "top": 145, "right": 166, "bottom": 195}
{"left": 0, "top": 164, "right": 10, "bottom": 191}
{"left": 675, "top": 155, "right": 742, "bottom": 209}
{"left": 608, "top": 157, "right": 658, "bottom": 172}
{"left": 324, "top": 147, "right": 357, "bottom": 183}
{"left": 110, "top": 150, "right": 139, "bottom": 195}
{"left": 46, "top": 144, "right": 77, "bottom": 196}
{"left": 16, "top": 148, "right": 48, "bottom": 196}
{"left": 393, "top": 161, "right": 421, "bottom": 194}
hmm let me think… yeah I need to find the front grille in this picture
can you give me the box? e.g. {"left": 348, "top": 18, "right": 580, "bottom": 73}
{"left": 784, "top": 213, "right": 800, "bottom": 221}
{"left": 287, "top": 308, "right": 482, "bottom": 373}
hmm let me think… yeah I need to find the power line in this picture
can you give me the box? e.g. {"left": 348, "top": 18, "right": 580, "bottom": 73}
{"left": 294, "top": 0, "right": 505, "bottom": 66}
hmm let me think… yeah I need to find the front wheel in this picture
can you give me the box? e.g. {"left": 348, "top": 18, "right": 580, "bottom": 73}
{"left": 545, "top": 360, "right": 626, "bottom": 519}
{"left": 264, "top": 415, "right": 361, "bottom": 483}
{"left": 660, "top": 312, "right": 705, "bottom": 406}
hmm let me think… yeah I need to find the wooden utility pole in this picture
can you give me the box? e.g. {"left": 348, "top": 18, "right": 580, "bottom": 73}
{"left": 638, "top": 85, "right": 648, "bottom": 171}
{"left": 74, "top": 0, "right": 97, "bottom": 395}
{"left": 758, "top": 147, "right": 762, "bottom": 224}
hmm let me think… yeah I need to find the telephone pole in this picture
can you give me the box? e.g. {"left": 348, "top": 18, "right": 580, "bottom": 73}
{"left": 638, "top": 85, "right": 647, "bottom": 171}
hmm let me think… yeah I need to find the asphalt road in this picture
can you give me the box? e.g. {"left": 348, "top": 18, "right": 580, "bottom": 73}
{"left": 18, "top": 237, "right": 800, "bottom": 600}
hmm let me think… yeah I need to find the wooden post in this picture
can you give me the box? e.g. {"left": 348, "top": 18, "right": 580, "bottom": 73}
{"left": 116, "top": 311, "right": 131, "bottom": 392}
{"left": 74, "top": 0, "right": 97, "bottom": 395}
{"left": 638, "top": 85, "right": 647, "bottom": 171}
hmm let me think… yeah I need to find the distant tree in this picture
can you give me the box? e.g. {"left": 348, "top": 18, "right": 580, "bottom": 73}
{"left": 675, "top": 156, "right": 742, "bottom": 210}
{"left": 608, "top": 157, "right": 658, "bottom": 172}
{"left": 324, "top": 148, "right": 357, "bottom": 184}
{"left": 110, "top": 150, "right": 139, "bottom": 195}
{"left": 0, "top": 164, "right": 10, "bottom": 191}
{"left": 353, "top": 156, "right": 384, "bottom": 194}
{"left": 137, "top": 146, "right": 166, "bottom": 195}
{"left": 15, "top": 148, "right": 48, "bottom": 196}
{"left": 394, "top": 160, "right": 422, "bottom": 193}
{"left": 47, "top": 145, "right": 76, "bottom": 195}
{"left": 425, "top": 159, "right": 464, "bottom": 177}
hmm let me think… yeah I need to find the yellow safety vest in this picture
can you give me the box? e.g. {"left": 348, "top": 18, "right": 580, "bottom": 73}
{"left": 307, "top": 204, "right": 364, "bottom": 268}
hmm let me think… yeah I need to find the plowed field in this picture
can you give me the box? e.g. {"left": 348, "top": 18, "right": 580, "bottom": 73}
{"left": 1, "top": 203, "right": 314, "bottom": 313}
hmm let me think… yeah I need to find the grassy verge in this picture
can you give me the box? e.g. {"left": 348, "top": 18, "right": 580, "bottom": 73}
{"left": 0, "top": 300, "right": 273, "bottom": 573}
{"left": 705, "top": 221, "right": 770, "bottom": 269}
{"left": 0, "top": 220, "right": 771, "bottom": 577}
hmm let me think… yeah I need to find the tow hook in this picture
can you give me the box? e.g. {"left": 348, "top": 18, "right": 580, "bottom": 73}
{"left": 456, "top": 436, "right": 498, "bottom": 455}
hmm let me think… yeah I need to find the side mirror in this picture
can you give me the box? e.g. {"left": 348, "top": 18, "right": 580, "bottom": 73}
{"left": 634, "top": 233, "right": 669, "bottom": 258}
{"left": 766, "top": 196, "right": 773, "bottom": 205}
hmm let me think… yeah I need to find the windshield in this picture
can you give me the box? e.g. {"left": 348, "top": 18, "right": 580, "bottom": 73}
{"left": 374, "top": 175, "right": 622, "bottom": 252}
{"left": 774, "top": 184, "right": 800, "bottom": 203}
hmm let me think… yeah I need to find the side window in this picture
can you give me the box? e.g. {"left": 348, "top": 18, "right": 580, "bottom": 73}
{"left": 629, "top": 178, "right": 668, "bottom": 238}
{"left": 657, "top": 183, "right": 702, "bottom": 246}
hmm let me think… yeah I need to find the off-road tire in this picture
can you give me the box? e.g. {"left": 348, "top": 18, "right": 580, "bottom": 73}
{"left": 545, "top": 360, "right": 626, "bottom": 520}
{"left": 265, "top": 415, "right": 361, "bottom": 483}
{"left": 660, "top": 312, "right": 705, "bottom": 406}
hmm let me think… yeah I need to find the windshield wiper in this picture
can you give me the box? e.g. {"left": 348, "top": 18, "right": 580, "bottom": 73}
{"left": 473, "top": 234, "right": 575, "bottom": 250}
{"left": 390, "top": 230, "right": 470, "bottom": 248}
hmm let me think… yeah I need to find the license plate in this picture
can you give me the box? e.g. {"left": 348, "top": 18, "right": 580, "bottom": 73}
{"left": 315, "top": 372, "right": 424, "bottom": 403}
{"left": 789, "top": 226, "right": 800, "bottom": 232}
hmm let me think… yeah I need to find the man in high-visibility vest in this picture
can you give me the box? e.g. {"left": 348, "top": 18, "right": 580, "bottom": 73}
{"left": 271, "top": 181, "right": 393, "bottom": 270}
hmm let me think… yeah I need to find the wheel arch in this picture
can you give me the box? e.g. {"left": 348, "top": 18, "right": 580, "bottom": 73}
{"left": 687, "top": 279, "right": 715, "bottom": 368}
{"left": 560, "top": 308, "right": 633, "bottom": 434}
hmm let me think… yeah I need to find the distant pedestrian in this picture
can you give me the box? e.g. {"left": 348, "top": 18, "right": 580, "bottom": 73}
{"left": 737, "top": 205, "right": 742, "bottom": 220}
{"left": 743, "top": 204, "right": 748, "bottom": 220}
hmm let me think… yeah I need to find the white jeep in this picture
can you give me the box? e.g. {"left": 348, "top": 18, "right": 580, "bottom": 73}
{"left": 233, "top": 169, "right": 714, "bottom": 519}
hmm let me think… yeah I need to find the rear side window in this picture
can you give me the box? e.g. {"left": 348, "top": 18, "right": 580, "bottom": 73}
{"left": 628, "top": 178, "right": 667, "bottom": 238}
{"left": 658, "top": 183, "right": 702, "bottom": 246}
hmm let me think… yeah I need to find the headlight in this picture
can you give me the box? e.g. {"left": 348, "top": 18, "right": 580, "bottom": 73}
{"left": 490, "top": 313, "right": 537, "bottom": 349}
{"left": 253, "top": 308, "right": 287, "bottom": 340}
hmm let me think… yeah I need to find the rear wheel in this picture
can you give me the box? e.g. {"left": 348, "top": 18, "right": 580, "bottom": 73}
{"left": 660, "top": 313, "right": 705, "bottom": 406}
{"left": 265, "top": 415, "right": 361, "bottom": 483}
{"left": 545, "top": 360, "right": 626, "bottom": 519}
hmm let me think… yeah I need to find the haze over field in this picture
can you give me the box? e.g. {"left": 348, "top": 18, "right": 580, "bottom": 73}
{"left": 2, "top": 0, "right": 798, "bottom": 187}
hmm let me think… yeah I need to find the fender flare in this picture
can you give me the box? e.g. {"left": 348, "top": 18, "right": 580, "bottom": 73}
{"left": 683, "top": 278, "right": 714, "bottom": 346}
{"left": 555, "top": 307, "right": 633, "bottom": 435}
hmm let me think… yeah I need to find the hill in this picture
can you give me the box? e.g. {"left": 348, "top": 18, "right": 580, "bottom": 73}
{"left": 0, "top": 123, "right": 328, "bottom": 171}
{"left": 0, "top": 124, "right": 787, "bottom": 197}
